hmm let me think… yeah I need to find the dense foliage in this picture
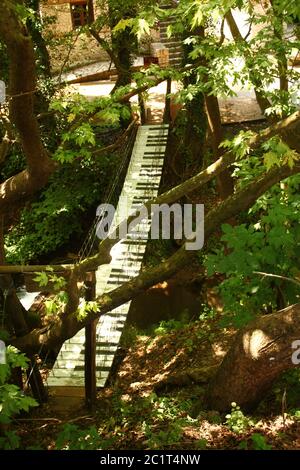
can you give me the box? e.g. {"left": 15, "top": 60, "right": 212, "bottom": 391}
{"left": 5, "top": 152, "right": 120, "bottom": 263}
{"left": 205, "top": 173, "right": 300, "bottom": 326}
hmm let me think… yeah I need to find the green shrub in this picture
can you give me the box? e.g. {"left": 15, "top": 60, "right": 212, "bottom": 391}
{"left": 225, "top": 402, "right": 253, "bottom": 434}
{"left": 251, "top": 432, "right": 272, "bottom": 450}
{"left": 0, "top": 340, "right": 38, "bottom": 449}
{"left": 55, "top": 423, "right": 115, "bottom": 450}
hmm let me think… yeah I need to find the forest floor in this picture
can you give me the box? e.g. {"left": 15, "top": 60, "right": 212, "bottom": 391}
{"left": 13, "top": 313, "right": 300, "bottom": 450}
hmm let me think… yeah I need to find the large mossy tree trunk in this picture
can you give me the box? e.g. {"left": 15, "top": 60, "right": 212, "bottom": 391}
{"left": 205, "top": 303, "right": 300, "bottom": 412}
{"left": 111, "top": 29, "right": 134, "bottom": 91}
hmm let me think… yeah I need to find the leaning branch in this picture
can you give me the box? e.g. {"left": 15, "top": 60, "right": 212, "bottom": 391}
{"left": 75, "top": 110, "right": 300, "bottom": 273}
{"left": 11, "top": 162, "right": 300, "bottom": 351}
{"left": 61, "top": 164, "right": 300, "bottom": 331}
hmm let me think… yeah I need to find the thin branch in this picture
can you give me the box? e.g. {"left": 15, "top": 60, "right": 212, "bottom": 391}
{"left": 89, "top": 27, "right": 117, "bottom": 65}
{"left": 15, "top": 417, "right": 61, "bottom": 422}
{"left": 117, "top": 59, "right": 205, "bottom": 104}
{"left": 57, "top": 30, "right": 81, "bottom": 86}
{"left": 254, "top": 271, "right": 300, "bottom": 288}
{"left": 218, "top": 18, "right": 225, "bottom": 46}
{"left": 15, "top": 415, "right": 92, "bottom": 423}
{"left": 14, "top": 415, "right": 93, "bottom": 430}
{"left": 0, "top": 131, "right": 12, "bottom": 164}
{"left": 243, "top": 18, "right": 253, "bottom": 41}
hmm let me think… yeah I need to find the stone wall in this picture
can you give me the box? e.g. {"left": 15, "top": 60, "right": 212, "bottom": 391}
{"left": 41, "top": 1, "right": 110, "bottom": 72}
{"left": 49, "top": 34, "right": 110, "bottom": 73}
{"left": 42, "top": 1, "right": 73, "bottom": 34}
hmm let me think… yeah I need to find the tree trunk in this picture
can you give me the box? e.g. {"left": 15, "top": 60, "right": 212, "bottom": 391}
{"left": 270, "top": 1, "right": 288, "bottom": 94}
{"left": 0, "top": 1, "right": 56, "bottom": 210}
{"left": 0, "top": 218, "right": 47, "bottom": 403}
{"left": 205, "top": 94, "right": 234, "bottom": 198}
{"left": 26, "top": 0, "right": 51, "bottom": 78}
{"left": 108, "top": 1, "right": 136, "bottom": 96}
{"left": 107, "top": 2, "right": 136, "bottom": 126}
{"left": 173, "top": 27, "right": 206, "bottom": 178}
{"left": 206, "top": 303, "right": 300, "bottom": 412}
{"left": 111, "top": 30, "right": 133, "bottom": 91}
{"left": 225, "top": 10, "right": 272, "bottom": 116}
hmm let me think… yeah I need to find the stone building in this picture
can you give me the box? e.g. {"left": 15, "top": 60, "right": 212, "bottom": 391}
{"left": 41, "top": 0, "right": 110, "bottom": 71}
{"left": 40, "top": 1, "right": 181, "bottom": 72}
{"left": 42, "top": 0, "right": 98, "bottom": 34}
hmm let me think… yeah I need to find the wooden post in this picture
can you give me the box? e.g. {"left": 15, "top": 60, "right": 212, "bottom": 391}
{"left": 163, "top": 78, "right": 172, "bottom": 124}
{"left": 84, "top": 272, "right": 97, "bottom": 410}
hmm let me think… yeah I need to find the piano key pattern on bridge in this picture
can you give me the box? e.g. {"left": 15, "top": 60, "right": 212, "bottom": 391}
{"left": 48, "top": 124, "right": 169, "bottom": 387}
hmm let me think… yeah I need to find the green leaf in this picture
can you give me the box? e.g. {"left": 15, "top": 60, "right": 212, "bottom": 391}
{"left": 113, "top": 18, "right": 133, "bottom": 34}
{"left": 283, "top": 149, "right": 299, "bottom": 169}
{"left": 45, "top": 299, "right": 58, "bottom": 315}
{"left": 54, "top": 149, "right": 77, "bottom": 164}
{"left": 136, "top": 19, "right": 150, "bottom": 40}
{"left": 191, "top": 1, "right": 203, "bottom": 29}
{"left": 74, "top": 123, "right": 96, "bottom": 146}
{"left": 219, "top": 131, "right": 254, "bottom": 159}
{"left": 263, "top": 151, "right": 281, "bottom": 171}
{"left": 49, "top": 274, "right": 67, "bottom": 291}
{"left": 15, "top": 4, "right": 35, "bottom": 24}
{"left": 33, "top": 271, "right": 49, "bottom": 287}
{"left": 0, "top": 430, "right": 20, "bottom": 450}
{"left": 67, "top": 113, "right": 76, "bottom": 123}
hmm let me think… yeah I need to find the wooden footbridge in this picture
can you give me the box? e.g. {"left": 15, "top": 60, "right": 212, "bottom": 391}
{"left": 47, "top": 123, "right": 169, "bottom": 389}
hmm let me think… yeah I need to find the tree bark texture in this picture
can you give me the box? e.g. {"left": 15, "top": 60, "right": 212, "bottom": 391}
{"left": 206, "top": 304, "right": 300, "bottom": 412}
